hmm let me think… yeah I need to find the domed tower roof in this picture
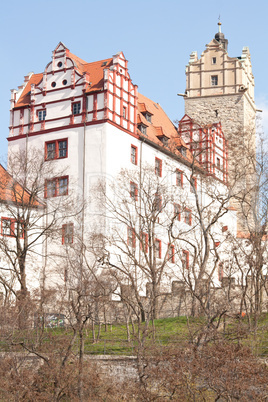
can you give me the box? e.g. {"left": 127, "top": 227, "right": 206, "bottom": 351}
{"left": 215, "top": 21, "right": 228, "bottom": 51}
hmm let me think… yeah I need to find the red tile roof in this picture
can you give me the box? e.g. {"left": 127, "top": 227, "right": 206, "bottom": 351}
{"left": 137, "top": 93, "right": 192, "bottom": 163}
{"left": 14, "top": 73, "right": 43, "bottom": 108}
{"left": 0, "top": 165, "right": 43, "bottom": 207}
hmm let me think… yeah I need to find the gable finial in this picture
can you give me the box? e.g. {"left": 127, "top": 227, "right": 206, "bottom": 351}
{"left": 218, "top": 15, "right": 222, "bottom": 33}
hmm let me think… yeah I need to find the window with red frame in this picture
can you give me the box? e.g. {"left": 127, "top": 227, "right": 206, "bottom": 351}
{"left": 1, "top": 218, "right": 24, "bottom": 238}
{"left": 184, "top": 208, "right": 192, "bottom": 225}
{"left": 155, "top": 157, "right": 162, "bottom": 177}
{"left": 131, "top": 145, "right": 138, "bottom": 165}
{"left": 168, "top": 244, "right": 175, "bottom": 263}
{"left": 155, "top": 239, "right": 161, "bottom": 258}
{"left": 127, "top": 227, "right": 136, "bottom": 248}
{"left": 174, "top": 203, "right": 181, "bottom": 221}
{"left": 45, "top": 139, "right": 68, "bottom": 160}
{"left": 62, "top": 223, "right": 73, "bottom": 245}
{"left": 45, "top": 176, "right": 68, "bottom": 198}
{"left": 176, "top": 169, "right": 183, "bottom": 187}
{"left": 130, "top": 182, "right": 138, "bottom": 201}
{"left": 181, "top": 250, "right": 189, "bottom": 269}
{"left": 190, "top": 177, "right": 197, "bottom": 193}
{"left": 140, "top": 232, "right": 148, "bottom": 253}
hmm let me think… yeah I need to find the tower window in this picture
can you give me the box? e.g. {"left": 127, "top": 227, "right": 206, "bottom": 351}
{"left": 211, "top": 75, "right": 218, "bottom": 86}
{"left": 212, "top": 57, "right": 217, "bottom": 64}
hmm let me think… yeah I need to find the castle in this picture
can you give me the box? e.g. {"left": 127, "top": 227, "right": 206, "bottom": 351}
{"left": 1, "top": 23, "right": 263, "bottom": 318}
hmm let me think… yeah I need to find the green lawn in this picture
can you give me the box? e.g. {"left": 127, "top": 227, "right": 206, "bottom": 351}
{"left": 2, "top": 314, "right": 268, "bottom": 356}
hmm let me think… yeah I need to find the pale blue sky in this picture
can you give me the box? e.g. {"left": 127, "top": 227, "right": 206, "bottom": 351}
{"left": 1, "top": 0, "right": 268, "bottom": 163}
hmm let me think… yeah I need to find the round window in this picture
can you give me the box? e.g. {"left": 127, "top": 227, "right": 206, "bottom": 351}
{"left": 51, "top": 82, "right": 56, "bottom": 88}
{"left": 62, "top": 79, "right": 67, "bottom": 85}
{"left": 57, "top": 61, "right": 63, "bottom": 68}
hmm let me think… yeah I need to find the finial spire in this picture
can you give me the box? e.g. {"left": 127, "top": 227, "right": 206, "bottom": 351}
{"left": 218, "top": 15, "right": 222, "bottom": 33}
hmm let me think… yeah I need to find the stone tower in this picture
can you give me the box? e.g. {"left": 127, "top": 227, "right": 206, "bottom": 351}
{"left": 184, "top": 22, "right": 256, "bottom": 163}
{"left": 184, "top": 22, "right": 256, "bottom": 232}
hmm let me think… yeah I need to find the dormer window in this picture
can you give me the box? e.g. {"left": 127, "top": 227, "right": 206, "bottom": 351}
{"left": 144, "top": 112, "right": 152, "bottom": 123}
{"left": 178, "top": 146, "right": 187, "bottom": 157}
{"left": 157, "top": 135, "right": 169, "bottom": 146}
{"left": 138, "top": 124, "right": 147, "bottom": 135}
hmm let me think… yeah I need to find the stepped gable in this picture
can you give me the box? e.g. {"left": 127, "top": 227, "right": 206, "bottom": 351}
{"left": 0, "top": 165, "right": 43, "bottom": 207}
{"left": 13, "top": 45, "right": 113, "bottom": 108}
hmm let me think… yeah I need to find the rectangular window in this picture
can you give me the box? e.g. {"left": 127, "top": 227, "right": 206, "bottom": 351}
{"left": 45, "top": 139, "right": 68, "bottom": 160}
{"left": 46, "top": 142, "right": 56, "bottom": 160}
{"left": 62, "top": 223, "right": 73, "bottom": 245}
{"left": 45, "top": 176, "right": 69, "bottom": 198}
{"left": 185, "top": 209, "right": 192, "bottom": 226}
{"left": 155, "top": 157, "right": 162, "bottom": 177}
{"left": 1, "top": 218, "right": 23, "bottom": 238}
{"left": 216, "top": 157, "right": 221, "bottom": 168}
{"left": 190, "top": 177, "right": 197, "bottom": 193}
{"left": 182, "top": 250, "right": 189, "bottom": 270}
{"left": 154, "top": 193, "right": 162, "bottom": 212}
{"left": 123, "top": 106, "right": 127, "bottom": 119}
{"left": 174, "top": 203, "right": 181, "bottom": 221}
{"left": 176, "top": 169, "right": 183, "bottom": 187}
{"left": 212, "top": 57, "right": 217, "bottom": 64}
{"left": 211, "top": 75, "right": 218, "bottom": 86}
{"left": 155, "top": 239, "right": 161, "bottom": 258}
{"left": 1, "top": 218, "right": 11, "bottom": 236}
{"left": 58, "top": 140, "right": 67, "bottom": 158}
{"left": 131, "top": 145, "right": 138, "bottom": 165}
{"left": 140, "top": 232, "right": 148, "bottom": 253}
{"left": 72, "top": 102, "right": 81, "bottom": 115}
{"left": 59, "top": 177, "right": 68, "bottom": 196}
{"left": 130, "top": 182, "right": 138, "bottom": 201}
{"left": 127, "top": 227, "right": 136, "bottom": 249}
{"left": 168, "top": 244, "right": 175, "bottom": 263}
{"left": 37, "top": 110, "right": 46, "bottom": 121}
{"left": 218, "top": 262, "right": 224, "bottom": 281}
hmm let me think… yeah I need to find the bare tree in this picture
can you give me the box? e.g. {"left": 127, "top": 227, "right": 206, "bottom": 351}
{"left": 0, "top": 149, "right": 78, "bottom": 328}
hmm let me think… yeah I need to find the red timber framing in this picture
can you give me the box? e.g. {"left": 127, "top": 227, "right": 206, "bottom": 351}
{"left": 178, "top": 115, "right": 228, "bottom": 184}
{"left": 9, "top": 49, "right": 138, "bottom": 141}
